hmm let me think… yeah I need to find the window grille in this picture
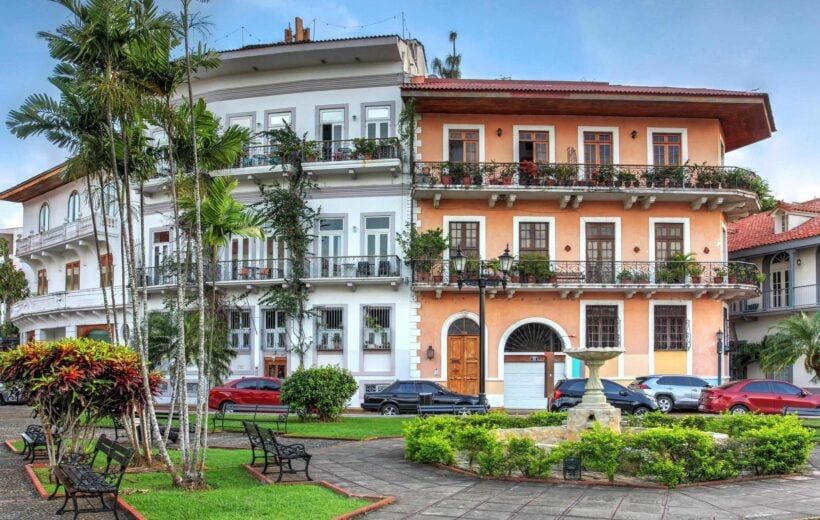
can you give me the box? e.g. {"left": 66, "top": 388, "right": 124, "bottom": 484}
{"left": 585, "top": 305, "right": 619, "bottom": 348}
{"left": 262, "top": 309, "right": 287, "bottom": 352}
{"left": 228, "top": 309, "right": 251, "bottom": 350}
{"left": 316, "top": 307, "right": 344, "bottom": 351}
{"left": 363, "top": 306, "right": 392, "bottom": 350}
{"left": 654, "top": 305, "right": 689, "bottom": 351}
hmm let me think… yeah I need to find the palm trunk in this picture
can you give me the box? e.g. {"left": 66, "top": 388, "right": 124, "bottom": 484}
{"left": 98, "top": 174, "right": 120, "bottom": 344}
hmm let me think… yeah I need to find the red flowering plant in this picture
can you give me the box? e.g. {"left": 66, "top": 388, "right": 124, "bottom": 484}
{"left": 0, "top": 338, "right": 161, "bottom": 470}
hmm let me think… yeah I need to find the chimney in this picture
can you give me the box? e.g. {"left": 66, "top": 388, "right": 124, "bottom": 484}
{"left": 295, "top": 17, "right": 304, "bottom": 42}
{"left": 284, "top": 26, "right": 292, "bottom": 43}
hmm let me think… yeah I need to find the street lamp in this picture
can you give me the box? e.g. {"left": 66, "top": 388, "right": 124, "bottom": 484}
{"left": 453, "top": 244, "right": 513, "bottom": 405}
{"left": 716, "top": 330, "right": 724, "bottom": 385}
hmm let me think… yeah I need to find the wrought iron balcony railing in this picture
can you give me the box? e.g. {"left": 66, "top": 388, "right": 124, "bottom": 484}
{"left": 412, "top": 162, "right": 761, "bottom": 192}
{"left": 303, "top": 255, "right": 402, "bottom": 279}
{"left": 410, "top": 259, "right": 761, "bottom": 287}
{"left": 231, "top": 137, "right": 401, "bottom": 169}
{"left": 732, "top": 283, "right": 820, "bottom": 315}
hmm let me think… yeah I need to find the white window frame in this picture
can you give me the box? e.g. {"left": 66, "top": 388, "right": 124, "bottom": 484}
{"left": 228, "top": 308, "right": 252, "bottom": 351}
{"left": 443, "top": 124, "right": 485, "bottom": 162}
{"left": 647, "top": 127, "right": 689, "bottom": 165}
{"left": 648, "top": 300, "right": 693, "bottom": 375}
{"left": 512, "top": 216, "right": 556, "bottom": 259}
{"left": 579, "top": 300, "right": 624, "bottom": 378}
{"left": 648, "top": 217, "right": 691, "bottom": 263}
{"left": 513, "top": 125, "right": 556, "bottom": 163}
{"left": 579, "top": 217, "right": 622, "bottom": 263}
{"left": 443, "top": 216, "right": 487, "bottom": 260}
{"left": 577, "top": 126, "right": 620, "bottom": 171}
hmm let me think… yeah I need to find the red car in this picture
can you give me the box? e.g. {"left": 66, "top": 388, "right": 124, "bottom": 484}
{"left": 208, "top": 377, "right": 282, "bottom": 411}
{"left": 699, "top": 379, "right": 820, "bottom": 414}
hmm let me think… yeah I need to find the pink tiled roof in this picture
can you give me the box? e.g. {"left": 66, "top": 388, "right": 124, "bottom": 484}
{"left": 728, "top": 200, "right": 820, "bottom": 252}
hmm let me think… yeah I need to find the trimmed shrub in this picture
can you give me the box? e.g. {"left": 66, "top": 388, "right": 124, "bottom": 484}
{"left": 454, "top": 425, "right": 497, "bottom": 469}
{"left": 280, "top": 365, "right": 358, "bottom": 421}
{"left": 505, "top": 437, "right": 540, "bottom": 476}
{"left": 476, "top": 440, "right": 506, "bottom": 476}
{"left": 576, "top": 424, "right": 624, "bottom": 481}
{"left": 411, "top": 433, "right": 456, "bottom": 465}
{"left": 739, "top": 422, "right": 814, "bottom": 475}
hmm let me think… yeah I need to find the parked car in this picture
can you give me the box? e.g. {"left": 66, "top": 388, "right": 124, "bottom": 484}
{"left": 207, "top": 377, "right": 282, "bottom": 411}
{"left": 0, "top": 383, "right": 24, "bottom": 405}
{"left": 628, "top": 375, "right": 711, "bottom": 413}
{"left": 550, "top": 378, "right": 659, "bottom": 415}
{"left": 361, "top": 380, "right": 481, "bottom": 415}
{"left": 698, "top": 379, "right": 820, "bottom": 415}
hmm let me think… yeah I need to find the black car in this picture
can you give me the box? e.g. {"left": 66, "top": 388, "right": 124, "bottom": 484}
{"left": 361, "top": 380, "right": 481, "bottom": 415}
{"left": 550, "top": 378, "right": 659, "bottom": 415}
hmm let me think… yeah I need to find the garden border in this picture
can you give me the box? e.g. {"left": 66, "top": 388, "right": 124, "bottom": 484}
{"left": 243, "top": 463, "right": 396, "bottom": 519}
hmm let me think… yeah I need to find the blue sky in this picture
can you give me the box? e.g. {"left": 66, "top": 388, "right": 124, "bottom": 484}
{"left": 1, "top": 0, "right": 819, "bottom": 228}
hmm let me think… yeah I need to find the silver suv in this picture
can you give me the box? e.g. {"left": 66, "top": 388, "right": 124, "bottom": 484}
{"left": 628, "top": 375, "right": 711, "bottom": 413}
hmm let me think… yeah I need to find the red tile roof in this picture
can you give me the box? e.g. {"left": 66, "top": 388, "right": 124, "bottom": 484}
{"left": 728, "top": 200, "right": 820, "bottom": 252}
{"left": 402, "top": 77, "right": 765, "bottom": 98}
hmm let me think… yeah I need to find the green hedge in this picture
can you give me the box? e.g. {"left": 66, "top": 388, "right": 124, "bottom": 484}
{"left": 404, "top": 413, "right": 814, "bottom": 487}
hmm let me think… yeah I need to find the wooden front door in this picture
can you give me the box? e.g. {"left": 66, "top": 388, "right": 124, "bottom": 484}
{"left": 447, "top": 335, "right": 479, "bottom": 395}
{"left": 265, "top": 357, "right": 287, "bottom": 379}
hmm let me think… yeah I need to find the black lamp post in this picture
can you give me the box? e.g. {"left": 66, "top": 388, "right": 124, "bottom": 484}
{"left": 716, "top": 329, "right": 724, "bottom": 385}
{"left": 452, "top": 245, "right": 514, "bottom": 405}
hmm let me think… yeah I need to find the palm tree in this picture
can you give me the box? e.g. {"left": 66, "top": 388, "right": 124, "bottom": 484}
{"left": 761, "top": 312, "right": 820, "bottom": 381}
{"left": 431, "top": 30, "right": 461, "bottom": 79}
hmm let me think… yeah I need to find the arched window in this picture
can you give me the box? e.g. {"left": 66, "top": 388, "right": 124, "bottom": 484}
{"left": 38, "top": 203, "right": 49, "bottom": 232}
{"left": 447, "top": 317, "right": 480, "bottom": 336}
{"left": 67, "top": 190, "right": 80, "bottom": 223}
{"left": 102, "top": 183, "right": 118, "bottom": 217}
{"left": 504, "top": 322, "right": 563, "bottom": 353}
{"left": 770, "top": 253, "right": 790, "bottom": 308}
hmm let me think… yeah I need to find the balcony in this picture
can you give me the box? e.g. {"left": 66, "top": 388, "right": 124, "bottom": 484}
{"left": 413, "top": 162, "right": 760, "bottom": 218}
{"left": 137, "top": 259, "right": 288, "bottom": 289}
{"left": 17, "top": 215, "right": 119, "bottom": 257}
{"left": 303, "top": 255, "right": 403, "bottom": 290}
{"left": 731, "top": 283, "right": 820, "bottom": 316}
{"left": 11, "top": 286, "right": 127, "bottom": 321}
{"left": 411, "top": 259, "right": 760, "bottom": 301}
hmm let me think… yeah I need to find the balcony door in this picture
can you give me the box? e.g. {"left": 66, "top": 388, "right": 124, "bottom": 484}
{"left": 586, "top": 222, "right": 615, "bottom": 283}
{"left": 318, "top": 218, "right": 344, "bottom": 277}
{"left": 770, "top": 253, "right": 790, "bottom": 308}
{"left": 319, "top": 109, "right": 344, "bottom": 160}
{"left": 365, "top": 216, "right": 390, "bottom": 276}
{"left": 230, "top": 237, "right": 251, "bottom": 280}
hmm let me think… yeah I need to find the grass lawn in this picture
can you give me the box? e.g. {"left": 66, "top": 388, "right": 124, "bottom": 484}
{"left": 96, "top": 415, "right": 411, "bottom": 439}
{"left": 805, "top": 419, "right": 820, "bottom": 441}
{"left": 33, "top": 448, "right": 370, "bottom": 520}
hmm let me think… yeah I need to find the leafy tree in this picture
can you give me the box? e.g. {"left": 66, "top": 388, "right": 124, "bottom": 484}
{"left": 0, "top": 239, "right": 28, "bottom": 333}
{"left": 760, "top": 312, "right": 820, "bottom": 381}
{"left": 431, "top": 31, "right": 461, "bottom": 78}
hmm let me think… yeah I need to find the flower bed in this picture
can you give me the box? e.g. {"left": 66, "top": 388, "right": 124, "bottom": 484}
{"left": 404, "top": 412, "right": 814, "bottom": 488}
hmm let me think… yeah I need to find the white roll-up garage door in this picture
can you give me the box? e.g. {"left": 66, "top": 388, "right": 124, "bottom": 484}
{"left": 504, "top": 361, "right": 565, "bottom": 410}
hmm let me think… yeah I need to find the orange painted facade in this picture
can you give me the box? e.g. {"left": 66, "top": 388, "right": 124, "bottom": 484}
{"left": 405, "top": 89, "right": 769, "bottom": 407}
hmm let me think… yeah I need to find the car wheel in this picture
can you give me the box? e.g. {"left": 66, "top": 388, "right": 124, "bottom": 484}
{"left": 632, "top": 406, "right": 650, "bottom": 416}
{"left": 729, "top": 404, "right": 748, "bottom": 415}
{"left": 380, "top": 403, "right": 400, "bottom": 416}
{"left": 557, "top": 405, "right": 573, "bottom": 412}
{"left": 656, "top": 396, "right": 673, "bottom": 413}
{"left": 218, "top": 400, "right": 235, "bottom": 412}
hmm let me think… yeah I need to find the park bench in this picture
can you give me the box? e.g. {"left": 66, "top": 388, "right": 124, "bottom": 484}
{"left": 20, "top": 424, "right": 61, "bottom": 463}
{"left": 110, "top": 416, "right": 128, "bottom": 441}
{"left": 254, "top": 424, "right": 312, "bottom": 482}
{"left": 212, "top": 404, "right": 290, "bottom": 433}
{"left": 135, "top": 410, "right": 196, "bottom": 444}
{"left": 50, "top": 434, "right": 134, "bottom": 520}
{"left": 417, "top": 404, "right": 489, "bottom": 417}
{"left": 783, "top": 406, "right": 820, "bottom": 426}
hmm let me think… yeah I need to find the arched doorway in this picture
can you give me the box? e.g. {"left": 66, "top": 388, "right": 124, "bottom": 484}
{"left": 503, "top": 322, "right": 565, "bottom": 409}
{"left": 447, "top": 317, "right": 480, "bottom": 395}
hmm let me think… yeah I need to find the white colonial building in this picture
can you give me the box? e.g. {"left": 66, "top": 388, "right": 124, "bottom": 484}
{"left": 1, "top": 29, "right": 427, "bottom": 403}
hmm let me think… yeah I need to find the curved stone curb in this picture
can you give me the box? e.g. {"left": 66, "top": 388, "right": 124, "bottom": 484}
{"left": 243, "top": 463, "right": 396, "bottom": 519}
{"left": 24, "top": 463, "right": 146, "bottom": 520}
{"left": 5, "top": 439, "right": 23, "bottom": 453}
{"left": 280, "top": 434, "right": 404, "bottom": 441}
{"left": 432, "top": 462, "right": 808, "bottom": 489}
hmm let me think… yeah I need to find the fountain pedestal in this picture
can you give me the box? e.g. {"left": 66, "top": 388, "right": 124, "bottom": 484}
{"left": 563, "top": 347, "right": 624, "bottom": 439}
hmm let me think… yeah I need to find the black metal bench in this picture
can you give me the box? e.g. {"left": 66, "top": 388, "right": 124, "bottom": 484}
{"left": 212, "top": 404, "right": 290, "bottom": 433}
{"left": 254, "top": 424, "right": 312, "bottom": 482}
{"left": 135, "top": 411, "right": 195, "bottom": 444}
{"left": 417, "top": 404, "right": 489, "bottom": 417}
{"left": 20, "top": 424, "right": 61, "bottom": 463}
{"left": 783, "top": 406, "right": 820, "bottom": 423}
{"left": 110, "top": 416, "right": 127, "bottom": 441}
{"left": 50, "top": 434, "right": 134, "bottom": 520}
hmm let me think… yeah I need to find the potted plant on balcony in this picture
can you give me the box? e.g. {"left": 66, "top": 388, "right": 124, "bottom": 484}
{"left": 554, "top": 164, "right": 577, "bottom": 186}
{"left": 755, "top": 271, "right": 766, "bottom": 285}
{"left": 397, "top": 224, "right": 447, "bottom": 284}
{"left": 440, "top": 162, "right": 452, "bottom": 186}
{"left": 352, "top": 138, "right": 377, "bottom": 160}
{"left": 634, "top": 271, "right": 649, "bottom": 284}
{"left": 618, "top": 170, "right": 638, "bottom": 188}
{"left": 519, "top": 254, "right": 551, "bottom": 283}
{"left": 727, "top": 263, "right": 741, "bottom": 284}
{"left": 617, "top": 269, "right": 634, "bottom": 284}
{"left": 665, "top": 252, "right": 697, "bottom": 284}
{"left": 713, "top": 267, "right": 727, "bottom": 284}
{"left": 303, "top": 140, "right": 320, "bottom": 162}
{"left": 594, "top": 165, "right": 616, "bottom": 186}
{"left": 518, "top": 160, "right": 538, "bottom": 186}
{"left": 688, "top": 261, "right": 705, "bottom": 284}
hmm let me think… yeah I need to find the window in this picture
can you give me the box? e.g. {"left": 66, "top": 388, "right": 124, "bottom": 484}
{"left": 65, "top": 261, "right": 80, "bottom": 291}
{"left": 228, "top": 309, "right": 251, "bottom": 350}
{"left": 235, "top": 379, "right": 258, "bottom": 390}
{"left": 603, "top": 380, "right": 627, "bottom": 393}
{"left": 99, "top": 254, "right": 113, "bottom": 287}
{"left": 365, "top": 216, "right": 391, "bottom": 258}
{"left": 771, "top": 382, "right": 800, "bottom": 395}
{"left": 656, "top": 376, "right": 689, "bottom": 386}
{"left": 778, "top": 213, "right": 788, "bottom": 233}
{"left": 418, "top": 382, "right": 443, "bottom": 394}
{"left": 67, "top": 191, "right": 80, "bottom": 223}
{"left": 519, "top": 222, "right": 549, "bottom": 256}
{"left": 365, "top": 106, "right": 390, "bottom": 139}
{"left": 770, "top": 252, "right": 790, "bottom": 308}
{"left": 152, "top": 230, "right": 170, "bottom": 267}
{"left": 653, "top": 133, "right": 682, "bottom": 166}
{"left": 319, "top": 109, "right": 344, "bottom": 141}
{"left": 654, "top": 305, "right": 688, "bottom": 351}
{"left": 585, "top": 305, "right": 619, "bottom": 348}
{"left": 38, "top": 203, "right": 49, "bottom": 232}
{"left": 655, "top": 223, "right": 684, "bottom": 262}
{"left": 259, "top": 379, "right": 281, "bottom": 392}
{"left": 448, "top": 130, "right": 479, "bottom": 163}
{"left": 318, "top": 217, "right": 344, "bottom": 277}
{"left": 228, "top": 114, "right": 254, "bottom": 130}
{"left": 262, "top": 309, "right": 286, "bottom": 351}
{"left": 265, "top": 237, "right": 286, "bottom": 278}
{"left": 267, "top": 111, "right": 292, "bottom": 131}
{"left": 396, "top": 382, "right": 417, "bottom": 393}
{"left": 741, "top": 381, "right": 771, "bottom": 393}
{"left": 585, "top": 222, "right": 616, "bottom": 283}
{"left": 37, "top": 269, "right": 48, "bottom": 295}
{"left": 688, "top": 377, "right": 709, "bottom": 388}
{"left": 316, "top": 306, "right": 344, "bottom": 351}
{"left": 363, "top": 306, "right": 391, "bottom": 350}
{"left": 102, "top": 183, "right": 118, "bottom": 217}
{"left": 230, "top": 237, "right": 251, "bottom": 279}
{"left": 583, "top": 132, "right": 613, "bottom": 165}
{"left": 518, "top": 131, "right": 549, "bottom": 163}
{"left": 449, "top": 221, "right": 480, "bottom": 276}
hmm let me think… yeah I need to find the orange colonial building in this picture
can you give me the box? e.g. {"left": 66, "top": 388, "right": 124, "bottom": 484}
{"left": 402, "top": 78, "right": 775, "bottom": 409}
